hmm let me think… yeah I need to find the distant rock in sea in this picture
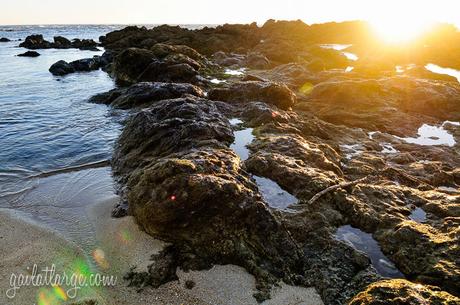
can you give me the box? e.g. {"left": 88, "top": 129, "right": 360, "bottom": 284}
{"left": 17, "top": 51, "right": 41, "bottom": 57}
{"left": 0, "top": 37, "right": 11, "bottom": 42}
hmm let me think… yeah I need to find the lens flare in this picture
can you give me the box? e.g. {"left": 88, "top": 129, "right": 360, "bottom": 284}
{"left": 299, "top": 82, "right": 314, "bottom": 95}
{"left": 53, "top": 285, "right": 68, "bottom": 301}
{"left": 92, "top": 248, "right": 109, "bottom": 269}
{"left": 71, "top": 258, "right": 92, "bottom": 279}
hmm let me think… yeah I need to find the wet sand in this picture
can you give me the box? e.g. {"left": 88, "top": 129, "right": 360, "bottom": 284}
{"left": 0, "top": 196, "right": 323, "bottom": 305}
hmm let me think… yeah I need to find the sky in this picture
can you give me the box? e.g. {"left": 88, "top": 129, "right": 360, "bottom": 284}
{"left": 1, "top": 0, "right": 460, "bottom": 27}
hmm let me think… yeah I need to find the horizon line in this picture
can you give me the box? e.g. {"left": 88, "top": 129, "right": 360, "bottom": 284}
{"left": 1, "top": 19, "right": 458, "bottom": 30}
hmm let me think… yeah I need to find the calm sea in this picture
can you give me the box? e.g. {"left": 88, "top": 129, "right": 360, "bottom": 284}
{"left": 0, "top": 25, "right": 129, "bottom": 249}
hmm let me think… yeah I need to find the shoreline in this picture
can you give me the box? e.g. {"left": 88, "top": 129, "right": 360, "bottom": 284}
{"left": 0, "top": 195, "right": 323, "bottom": 305}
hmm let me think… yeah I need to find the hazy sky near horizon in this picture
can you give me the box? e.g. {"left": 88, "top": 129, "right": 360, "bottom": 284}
{"left": 1, "top": 0, "right": 460, "bottom": 27}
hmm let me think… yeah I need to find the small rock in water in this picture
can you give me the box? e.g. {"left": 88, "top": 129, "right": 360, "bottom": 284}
{"left": 0, "top": 37, "right": 11, "bottom": 42}
{"left": 17, "top": 51, "right": 40, "bottom": 57}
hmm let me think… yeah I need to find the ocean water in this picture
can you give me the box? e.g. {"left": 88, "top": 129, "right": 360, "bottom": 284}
{"left": 0, "top": 25, "right": 124, "bottom": 247}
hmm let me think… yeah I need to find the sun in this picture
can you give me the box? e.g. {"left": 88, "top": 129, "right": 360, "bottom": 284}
{"left": 369, "top": 17, "right": 433, "bottom": 44}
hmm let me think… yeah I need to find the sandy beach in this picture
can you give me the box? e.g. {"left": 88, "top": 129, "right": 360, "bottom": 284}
{"left": 0, "top": 196, "right": 323, "bottom": 305}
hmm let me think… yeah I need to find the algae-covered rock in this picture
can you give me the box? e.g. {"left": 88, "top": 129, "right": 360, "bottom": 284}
{"left": 349, "top": 279, "right": 460, "bottom": 305}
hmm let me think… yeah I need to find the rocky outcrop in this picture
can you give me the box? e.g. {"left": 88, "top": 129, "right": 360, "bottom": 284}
{"left": 101, "top": 21, "right": 460, "bottom": 305}
{"left": 49, "top": 56, "right": 102, "bottom": 76}
{"left": 112, "top": 96, "right": 309, "bottom": 301}
{"left": 349, "top": 280, "right": 460, "bottom": 305}
{"left": 111, "top": 94, "right": 383, "bottom": 304}
{"left": 89, "top": 82, "right": 205, "bottom": 109}
{"left": 17, "top": 51, "right": 40, "bottom": 57}
{"left": 209, "top": 81, "right": 297, "bottom": 110}
{"left": 20, "top": 34, "right": 98, "bottom": 50}
{"left": 0, "top": 37, "right": 11, "bottom": 42}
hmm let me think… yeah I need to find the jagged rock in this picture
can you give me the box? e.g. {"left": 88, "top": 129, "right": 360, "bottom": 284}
{"left": 349, "top": 279, "right": 460, "bottom": 305}
{"left": 90, "top": 82, "right": 205, "bottom": 109}
{"left": 209, "top": 81, "right": 297, "bottom": 110}
{"left": 17, "top": 51, "right": 40, "bottom": 57}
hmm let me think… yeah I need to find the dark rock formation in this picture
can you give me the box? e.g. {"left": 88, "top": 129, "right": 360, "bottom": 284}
{"left": 110, "top": 94, "right": 383, "bottom": 304}
{"left": 349, "top": 280, "right": 460, "bottom": 304}
{"left": 17, "top": 51, "right": 40, "bottom": 57}
{"left": 49, "top": 56, "right": 101, "bottom": 76}
{"left": 20, "top": 34, "right": 52, "bottom": 49}
{"left": 112, "top": 96, "right": 311, "bottom": 301}
{"left": 209, "top": 81, "right": 297, "bottom": 110}
{"left": 53, "top": 36, "right": 72, "bottom": 48}
{"left": 20, "top": 34, "right": 98, "bottom": 50}
{"left": 100, "top": 21, "right": 460, "bottom": 305}
{"left": 0, "top": 37, "right": 11, "bottom": 42}
{"left": 89, "top": 82, "right": 205, "bottom": 109}
{"left": 112, "top": 47, "right": 202, "bottom": 85}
